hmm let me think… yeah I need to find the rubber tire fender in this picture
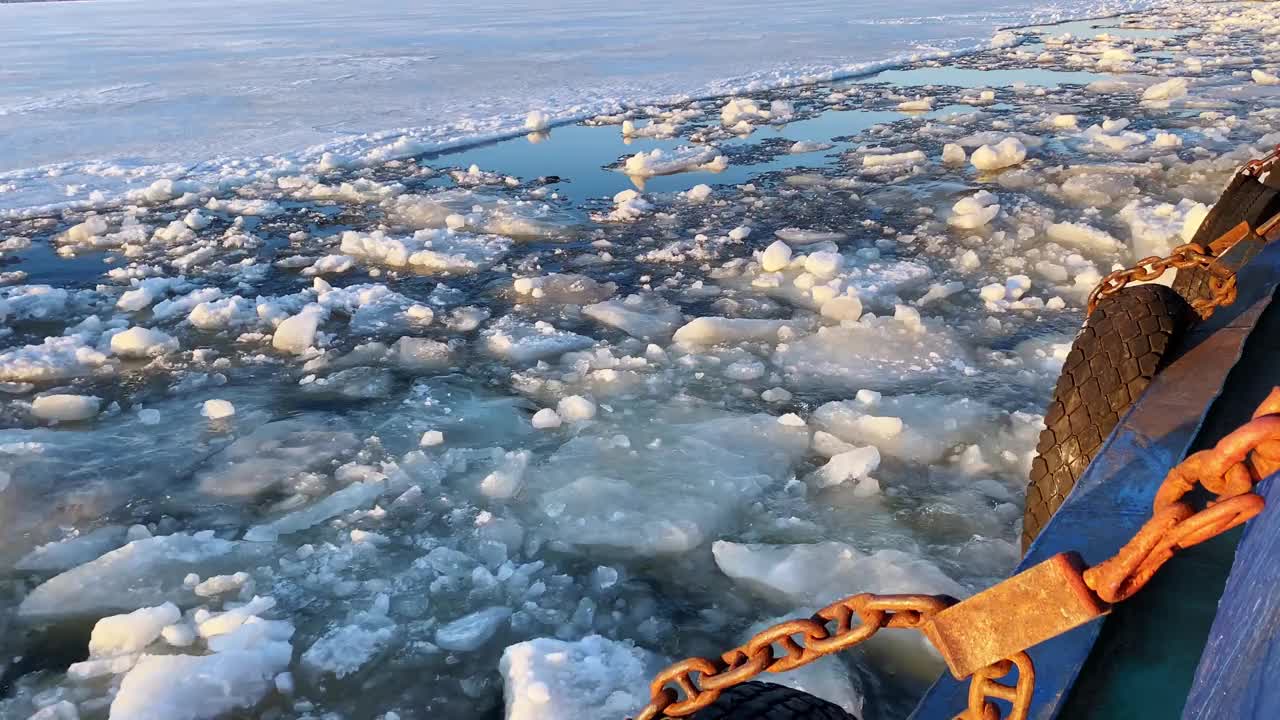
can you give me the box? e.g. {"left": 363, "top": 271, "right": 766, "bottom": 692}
{"left": 664, "top": 682, "right": 856, "bottom": 720}
{"left": 1022, "top": 285, "right": 1193, "bottom": 552}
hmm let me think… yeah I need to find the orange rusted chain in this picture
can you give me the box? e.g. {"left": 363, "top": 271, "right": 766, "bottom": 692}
{"left": 1086, "top": 242, "right": 1236, "bottom": 320}
{"left": 634, "top": 594, "right": 955, "bottom": 720}
{"left": 1085, "top": 387, "right": 1280, "bottom": 604}
{"left": 635, "top": 388, "right": 1280, "bottom": 720}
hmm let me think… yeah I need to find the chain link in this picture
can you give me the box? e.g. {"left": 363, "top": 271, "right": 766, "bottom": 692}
{"left": 1086, "top": 243, "right": 1237, "bottom": 320}
{"left": 635, "top": 389, "right": 1280, "bottom": 720}
{"left": 1083, "top": 391, "right": 1280, "bottom": 603}
{"left": 634, "top": 594, "right": 954, "bottom": 720}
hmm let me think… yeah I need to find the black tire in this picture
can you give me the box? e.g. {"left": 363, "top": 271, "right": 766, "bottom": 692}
{"left": 1022, "top": 285, "right": 1193, "bottom": 551}
{"left": 664, "top": 682, "right": 855, "bottom": 720}
{"left": 1173, "top": 170, "right": 1280, "bottom": 306}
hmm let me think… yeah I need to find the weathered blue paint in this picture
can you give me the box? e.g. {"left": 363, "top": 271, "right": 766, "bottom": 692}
{"left": 1181, "top": 471, "right": 1280, "bottom": 719}
{"left": 910, "top": 241, "right": 1280, "bottom": 720}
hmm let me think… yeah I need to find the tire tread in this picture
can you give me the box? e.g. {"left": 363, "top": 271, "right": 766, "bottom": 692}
{"left": 1022, "top": 285, "right": 1191, "bottom": 550}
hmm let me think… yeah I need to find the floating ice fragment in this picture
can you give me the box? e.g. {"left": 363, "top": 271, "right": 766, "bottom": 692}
{"left": 804, "top": 251, "right": 842, "bottom": 278}
{"left": 435, "top": 606, "right": 512, "bottom": 652}
{"left": 194, "top": 572, "right": 250, "bottom": 597}
{"left": 583, "top": 295, "right": 684, "bottom": 341}
{"left": 621, "top": 147, "right": 727, "bottom": 177}
{"left": 1142, "top": 77, "right": 1188, "bottom": 102}
{"left": 897, "top": 97, "right": 935, "bottom": 112}
{"left": 820, "top": 295, "right": 863, "bottom": 323}
{"left": 557, "top": 395, "right": 597, "bottom": 423}
{"left": 201, "top": 399, "right": 235, "bottom": 419}
{"left": 110, "top": 640, "right": 292, "bottom": 720}
{"left": 684, "top": 184, "right": 713, "bottom": 203}
{"left": 862, "top": 149, "right": 927, "bottom": 168}
{"left": 942, "top": 143, "right": 967, "bottom": 164}
{"left": 712, "top": 540, "right": 965, "bottom": 606}
{"left": 89, "top": 603, "right": 182, "bottom": 657}
{"left": 673, "top": 317, "right": 789, "bottom": 345}
{"left": 19, "top": 532, "right": 265, "bottom": 620}
{"left": 524, "top": 110, "right": 551, "bottom": 132}
{"left": 774, "top": 228, "right": 846, "bottom": 245}
{"left": 272, "top": 305, "right": 326, "bottom": 354}
{"left": 970, "top": 137, "right": 1027, "bottom": 171}
{"left": 500, "top": 635, "right": 666, "bottom": 720}
{"left": 532, "top": 409, "right": 563, "bottom": 429}
{"left": 482, "top": 317, "right": 594, "bottom": 363}
{"left": 480, "top": 450, "right": 532, "bottom": 499}
{"left": 948, "top": 191, "right": 1000, "bottom": 229}
{"left": 31, "top": 394, "right": 100, "bottom": 423}
{"left": 16, "top": 526, "right": 129, "bottom": 573}
{"left": 111, "top": 327, "right": 179, "bottom": 358}
{"left": 777, "top": 413, "right": 806, "bottom": 428}
{"left": 790, "top": 141, "right": 834, "bottom": 154}
{"left": 1253, "top": 69, "right": 1280, "bottom": 86}
{"left": 244, "top": 479, "right": 386, "bottom": 542}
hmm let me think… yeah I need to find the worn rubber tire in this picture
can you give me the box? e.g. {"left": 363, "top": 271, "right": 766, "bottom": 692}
{"left": 1022, "top": 285, "right": 1193, "bottom": 552}
{"left": 664, "top": 682, "right": 855, "bottom": 720}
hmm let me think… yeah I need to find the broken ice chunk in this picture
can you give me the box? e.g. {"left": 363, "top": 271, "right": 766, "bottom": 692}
{"left": 18, "top": 532, "right": 268, "bottom": 620}
{"left": 1253, "top": 69, "right": 1280, "bottom": 86}
{"left": 500, "top": 635, "right": 667, "bottom": 720}
{"left": 111, "top": 327, "right": 179, "bottom": 358}
{"left": 811, "top": 446, "right": 881, "bottom": 491}
{"left": 583, "top": 294, "right": 684, "bottom": 341}
{"left": 621, "top": 146, "right": 727, "bottom": 178}
{"left": 947, "top": 191, "right": 1000, "bottom": 229}
{"left": 109, "top": 640, "right": 292, "bottom": 720}
{"left": 713, "top": 539, "right": 965, "bottom": 606}
{"left": 524, "top": 110, "right": 551, "bottom": 132}
{"left": 531, "top": 409, "right": 563, "bottom": 430}
{"left": 813, "top": 394, "right": 998, "bottom": 464}
{"left": 942, "top": 143, "right": 967, "bottom": 164}
{"left": 970, "top": 137, "right": 1027, "bottom": 171}
{"left": 774, "top": 314, "right": 970, "bottom": 393}
{"left": 482, "top": 317, "right": 594, "bottom": 363}
{"left": 201, "top": 399, "right": 235, "bottom": 420}
{"left": 435, "top": 606, "right": 512, "bottom": 652}
{"left": 272, "top": 306, "right": 326, "bottom": 355}
{"left": 673, "top": 317, "right": 789, "bottom": 346}
{"left": 31, "top": 394, "right": 100, "bottom": 423}
{"left": 244, "top": 479, "right": 386, "bottom": 542}
{"left": 557, "top": 396, "right": 597, "bottom": 423}
{"left": 1141, "top": 77, "right": 1188, "bottom": 102}
{"left": 15, "top": 525, "right": 129, "bottom": 573}
{"left": 89, "top": 603, "right": 181, "bottom": 657}
{"left": 760, "top": 240, "right": 793, "bottom": 272}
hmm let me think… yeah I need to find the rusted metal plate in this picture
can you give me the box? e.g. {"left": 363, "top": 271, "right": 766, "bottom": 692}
{"left": 924, "top": 553, "right": 1109, "bottom": 680}
{"left": 910, "top": 241, "right": 1280, "bottom": 720}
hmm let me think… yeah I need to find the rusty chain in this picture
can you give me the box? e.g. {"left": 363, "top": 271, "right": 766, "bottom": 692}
{"left": 1086, "top": 242, "right": 1237, "bottom": 320}
{"left": 634, "top": 594, "right": 955, "bottom": 720}
{"left": 636, "top": 388, "right": 1280, "bottom": 720}
{"left": 1088, "top": 144, "right": 1280, "bottom": 321}
{"left": 1084, "top": 388, "right": 1280, "bottom": 604}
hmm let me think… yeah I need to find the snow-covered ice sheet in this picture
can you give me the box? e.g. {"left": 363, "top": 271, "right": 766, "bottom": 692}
{"left": 1, "top": 0, "right": 1152, "bottom": 215}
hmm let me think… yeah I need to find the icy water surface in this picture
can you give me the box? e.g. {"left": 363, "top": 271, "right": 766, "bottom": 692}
{"left": 2, "top": 3, "right": 1280, "bottom": 720}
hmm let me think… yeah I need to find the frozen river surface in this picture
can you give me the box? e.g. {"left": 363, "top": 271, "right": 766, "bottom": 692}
{"left": 0, "top": 0, "right": 1151, "bottom": 213}
{"left": 4, "top": 1, "right": 1280, "bottom": 720}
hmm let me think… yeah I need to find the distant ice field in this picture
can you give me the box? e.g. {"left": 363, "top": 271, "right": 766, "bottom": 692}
{"left": 0, "top": 0, "right": 1152, "bottom": 213}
